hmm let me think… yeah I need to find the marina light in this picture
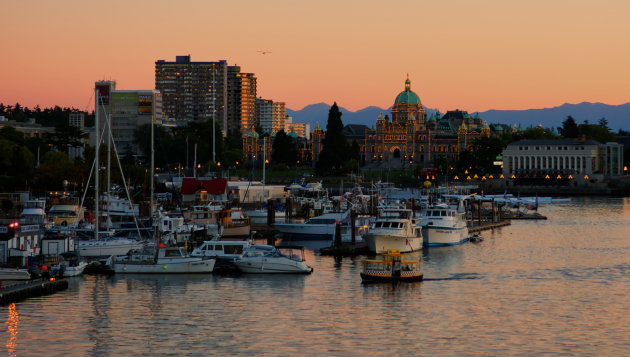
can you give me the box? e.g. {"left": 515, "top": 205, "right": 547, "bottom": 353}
{"left": 500, "top": 174, "right": 504, "bottom": 178}
{"left": 584, "top": 175, "right": 589, "bottom": 179}
{"left": 557, "top": 175, "right": 562, "bottom": 179}
{"left": 568, "top": 175, "right": 573, "bottom": 179}
{"left": 454, "top": 175, "right": 459, "bottom": 180}
{"left": 545, "top": 175, "right": 550, "bottom": 179}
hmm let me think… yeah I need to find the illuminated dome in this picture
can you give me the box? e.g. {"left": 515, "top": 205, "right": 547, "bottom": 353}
{"left": 394, "top": 77, "right": 421, "bottom": 105}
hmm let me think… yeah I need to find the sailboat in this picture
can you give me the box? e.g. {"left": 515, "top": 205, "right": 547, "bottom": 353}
{"left": 77, "top": 88, "right": 147, "bottom": 257}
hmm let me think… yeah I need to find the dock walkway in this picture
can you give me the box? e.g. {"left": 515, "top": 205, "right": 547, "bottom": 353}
{"left": 0, "top": 278, "right": 68, "bottom": 305}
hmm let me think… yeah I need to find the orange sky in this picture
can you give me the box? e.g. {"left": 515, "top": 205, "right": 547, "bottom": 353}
{"left": 1, "top": 0, "right": 629, "bottom": 113}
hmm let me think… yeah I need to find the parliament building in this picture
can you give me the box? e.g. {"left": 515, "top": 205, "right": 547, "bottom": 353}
{"left": 358, "top": 76, "right": 491, "bottom": 168}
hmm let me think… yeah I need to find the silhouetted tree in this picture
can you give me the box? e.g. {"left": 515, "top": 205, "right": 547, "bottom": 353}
{"left": 315, "top": 103, "right": 349, "bottom": 175}
{"left": 558, "top": 116, "right": 579, "bottom": 138}
{"left": 271, "top": 130, "right": 298, "bottom": 167}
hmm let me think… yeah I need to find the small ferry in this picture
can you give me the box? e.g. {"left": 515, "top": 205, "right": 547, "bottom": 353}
{"left": 360, "top": 250, "right": 423, "bottom": 283}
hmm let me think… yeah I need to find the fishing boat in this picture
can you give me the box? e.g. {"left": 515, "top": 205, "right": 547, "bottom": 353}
{"left": 360, "top": 249, "right": 423, "bottom": 283}
{"left": 362, "top": 207, "right": 422, "bottom": 253}
{"left": 53, "top": 251, "right": 89, "bottom": 277}
{"left": 112, "top": 245, "right": 216, "bottom": 274}
{"left": 420, "top": 204, "right": 469, "bottom": 246}
{"left": 232, "top": 244, "right": 313, "bottom": 274}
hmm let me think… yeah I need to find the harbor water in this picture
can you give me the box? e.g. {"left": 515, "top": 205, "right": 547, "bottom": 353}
{"left": 3, "top": 197, "right": 630, "bottom": 355}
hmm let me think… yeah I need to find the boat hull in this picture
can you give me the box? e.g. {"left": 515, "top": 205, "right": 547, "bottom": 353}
{"left": 363, "top": 234, "right": 422, "bottom": 254}
{"left": 274, "top": 223, "right": 336, "bottom": 240}
{"left": 60, "top": 262, "right": 88, "bottom": 277}
{"left": 0, "top": 268, "right": 31, "bottom": 280}
{"left": 114, "top": 259, "right": 215, "bottom": 274}
{"left": 233, "top": 258, "right": 312, "bottom": 274}
{"left": 78, "top": 240, "right": 146, "bottom": 257}
{"left": 360, "top": 272, "right": 423, "bottom": 283}
{"left": 422, "top": 226, "right": 469, "bottom": 247}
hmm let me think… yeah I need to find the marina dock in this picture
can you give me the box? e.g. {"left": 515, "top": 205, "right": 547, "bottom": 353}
{"left": 0, "top": 278, "right": 68, "bottom": 305}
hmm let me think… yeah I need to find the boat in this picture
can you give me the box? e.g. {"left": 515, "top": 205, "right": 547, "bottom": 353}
{"left": 274, "top": 210, "right": 349, "bottom": 240}
{"left": 216, "top": 208, "right": 250, "bottom": 239}
{"left": 77, "top": 236, "right": 146, "bottom": 257}
{"left": 360, "top": 249, "right": 423, "bottom": 283}
{"left": 190, "top": 240, "right": 252, "bottom": 262}
{"left": 0, "top": 268, "right": 31, "bottom": 280}
{"left": 362, "top": 207, "right": 422, "bottom": 253}
{"left": 232, "top": 244, "right": 313, "bottom": 274}
{"left": 112, "top": 245, "right": 216, "bottom": 274}
{"left": 420, "top": 204, "right": 469, "bottom": 246}
{"left": 55, "top": 251, "right": 88, "bottom": 277}
{"left": 48, "top": 203, "right": 85, "bottom": 227}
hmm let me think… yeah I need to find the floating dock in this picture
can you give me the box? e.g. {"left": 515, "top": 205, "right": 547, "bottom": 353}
{"left": 468, "top": 220, "right": 512, "bottom": 233}
{"left": 0, "top": 279, "right": 68, "bottom": 305}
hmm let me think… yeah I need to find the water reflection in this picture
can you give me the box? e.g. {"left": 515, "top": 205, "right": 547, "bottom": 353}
{"left": 4, "top": 303, "right": 18, "bottom": 357}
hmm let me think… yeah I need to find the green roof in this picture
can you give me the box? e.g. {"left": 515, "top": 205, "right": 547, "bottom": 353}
{"left": 394, "top": 77, "right": 421, "bottom": 105}
{"left": 394, "top": 90, "right": 421, "bottom": 105}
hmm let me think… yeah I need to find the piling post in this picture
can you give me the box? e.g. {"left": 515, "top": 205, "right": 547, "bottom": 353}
{"left": 285, "top": 197, "right": 293, "bottom": 223}
{"left": 267, "top": 198, "right": 275, "bottom": 226}
{"left": 334, "top": 222, "right": 342, "bottom": 248}
{"left": 491, "top": 198, "right": 496, "bottom": 223}
{"left": 351, "top": 209, "right": 356, "bottom": 245}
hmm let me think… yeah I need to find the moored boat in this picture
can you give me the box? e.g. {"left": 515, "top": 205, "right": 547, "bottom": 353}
{"left": 360, "top": 250, "right": 423, "bottom": 283}
{"left": 362, "top": 207, "right": 422, "bottom": 253}
{"left": 232, "top": 244, "right": 313, "bottom": 274}
{"left": 420, "top": 204, "right": 469, "bottom": 247}
{"left": 112, "top": 245, "right": 216, "bottom": 274}
{"left": 0, "top": 268, "right": 31, "bottom": 280}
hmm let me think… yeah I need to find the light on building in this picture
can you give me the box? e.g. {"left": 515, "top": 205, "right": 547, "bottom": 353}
{"left": 218, "top": 162, "right": 221, "bottom": 167}
{"left": 557, "top": 174, "right": 562, "bottom": 179}
{"left": 465, "top": 170, "right": 469, "bottom": 174}
{"left": 236, "top": 161, "right": 239, "bottom": 165}
{"left": 511, "top": 174, "right": 516, "bottom": 179}
{"left": 500, "top": 174, "right": 504, "bottom": 179}
{"left": 454, "top": 175, "right": 459, "bottom": 180}
{"left": 568, "top": 175, "right": 573, "bottom": 180}
{"left": 545, "top": 175, "right": 550, "bottom": 179}
{"left": 197, "top": 164, "right": 201, "bottom": 169}
{"left": 584, "top": 175, "right": 589, "bottom": 180}
{"left": 481, "top": 176, "right": 486, "bottom": 181}
{"left": 473, "top": 174, "right": 478, "bottom": 179}
{"left": 467, "top": 176, "right": 471, "bottom": 180}
{"left": 489, "top": 175, "right": 494, "bottom": 179}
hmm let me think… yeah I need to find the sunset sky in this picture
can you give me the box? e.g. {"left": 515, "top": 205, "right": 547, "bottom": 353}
{"left": 2, "top": 0, "right": 629, "bottom": 113}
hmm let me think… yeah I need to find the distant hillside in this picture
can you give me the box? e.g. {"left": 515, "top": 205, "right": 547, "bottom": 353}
{"left": 287, "top": 102, "right": 630, "bottom": 132}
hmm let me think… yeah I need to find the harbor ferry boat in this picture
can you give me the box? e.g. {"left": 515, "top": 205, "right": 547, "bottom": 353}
{"left": 360, "top": 249, "right": 423, "bottom": 283}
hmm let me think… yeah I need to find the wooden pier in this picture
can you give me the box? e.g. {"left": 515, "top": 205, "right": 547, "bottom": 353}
{"left": 468, "top": 220, "right": 512, "bottom": 233}
{"left": 0, "top": 278, "right": 68, "bottom": 306}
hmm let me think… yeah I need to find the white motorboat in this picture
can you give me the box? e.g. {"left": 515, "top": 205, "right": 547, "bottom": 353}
{"left": 363, "top": 207, "right": 422, "bottom": 254}
{"left": 420, "top": 204, "right": 469, "bottom": 247}
{"left": 190, "top": 240, "right": 252, "bottom": 261}
{"left": 232, "top": 244, "right": 313, "bottom": 274}
{"left": 274, "top": 211, "right": 349, "bottom": 240}
{"left": 0, "top": 268, "right": 31, "bottom": 280}
{"left": 55, "top": 251, "right": 89, "bottom": 277}
{"left": 113, "top": 246, "right": 216, "bottom": 274}
{"left": 77, "top": 236, "right": 146, "bottom": 257}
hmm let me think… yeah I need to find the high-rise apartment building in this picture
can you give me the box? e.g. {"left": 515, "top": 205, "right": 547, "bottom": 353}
{"left": 227, "top": 66, "right": 257, "bottom": 135}
{"left": 155, "top": 56, "right": 228, "bottom": 133}
{"left": 255, "top": 98, "right": 273, "bottom": 133}
{"left": 255, "top": 98, "right": 286, "bottom": 135}
{"left": 94, "top": 81, "right": 163, "bottom": 159}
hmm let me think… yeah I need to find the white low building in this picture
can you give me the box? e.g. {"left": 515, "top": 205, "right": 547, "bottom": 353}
{"left": 501, "top": 139, "right": 623, "bottom": 187}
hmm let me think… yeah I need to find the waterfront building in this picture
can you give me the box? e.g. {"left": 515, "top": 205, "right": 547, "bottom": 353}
{"left": 501, "top": 139, "right": 624, "bottom": 187}
{"left": 155, "top": 56, "right": 229, "bottom": 131}
{"left": 0, "top": 117, "right": 54, "bottom": 139}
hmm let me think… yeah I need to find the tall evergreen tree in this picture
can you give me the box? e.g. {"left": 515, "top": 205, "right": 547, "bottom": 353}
{"left": 316, "top": 103, "right": 348, "bottom": 176}
{"left": 271, "top": 130, "right": 297, "bottom": 167}
{"left": 558, "top": 116, "right": 579, "bottom": 138}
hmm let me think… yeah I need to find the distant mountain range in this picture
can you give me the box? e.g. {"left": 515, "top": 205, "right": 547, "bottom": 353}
{"left": 286, "top": 102, "right": 630, "bottom": 132}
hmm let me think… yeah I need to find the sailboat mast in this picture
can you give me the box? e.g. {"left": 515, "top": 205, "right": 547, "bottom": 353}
{"left": 94, "top": 88, "right": 100, "bottom": 241}
{"left": 150, "top": 108, "right": 155, "bottom": 227}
